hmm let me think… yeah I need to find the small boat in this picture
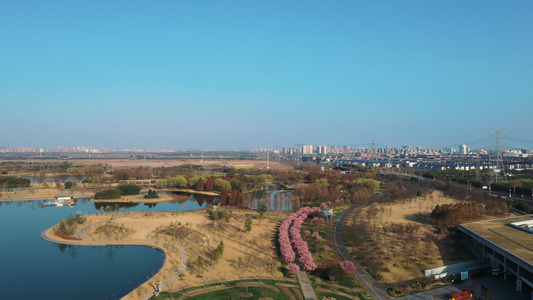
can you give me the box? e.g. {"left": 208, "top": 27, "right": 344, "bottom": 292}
{"left": 42, "top": 200, "right": 64, "bottom": 207}
{"left": 42, "top": 196, "right": 76, "bottom": 207}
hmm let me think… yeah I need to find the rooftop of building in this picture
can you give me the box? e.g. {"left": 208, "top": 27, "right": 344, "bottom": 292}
{"left": 460, "top": 214, "right": 533, "bottom": 265}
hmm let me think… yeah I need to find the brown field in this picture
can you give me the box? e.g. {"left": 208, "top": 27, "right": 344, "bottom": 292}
{"left": 44, "top": 208, "right": 291, "bottom": 299}
{"left": 343, "top": 191, "right": 475, "bottom": 283}
{"left": 0, "top": 187, "right": 94, "bottom": 201}
{"left": 1, "top": 158, "right": 292, "bottom": 169}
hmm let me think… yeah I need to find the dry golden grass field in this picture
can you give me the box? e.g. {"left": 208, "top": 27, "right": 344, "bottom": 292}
{"left": 45, "top": 208, "right": 291, "bottom": 299}
{"left": 343, "top": 191, "right": 476, "bottom": 283}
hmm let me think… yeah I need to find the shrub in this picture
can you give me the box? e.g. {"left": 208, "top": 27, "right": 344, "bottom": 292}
{"left": 0, "top": 176, "right": 31, "bottom": 188}
{"left": 94, "top": 189, "right": 122, "bottom": 199}
{"left": 144, "top": 189, "right": 159, "bottom": 199}
{"left": 327, "top": 264, "right": 347, "bottom": 282}
{"left": 118, "top": 184, "right": 141, "bottom": 195}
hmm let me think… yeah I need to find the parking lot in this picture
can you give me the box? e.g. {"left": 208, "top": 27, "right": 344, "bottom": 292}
{"left": 398, "top": 273, "right": 531, "bottom": 300}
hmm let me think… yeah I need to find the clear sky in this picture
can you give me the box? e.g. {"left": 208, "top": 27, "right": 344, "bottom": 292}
{"left": 1, "top": 1, "right": 532, "bottom": 150}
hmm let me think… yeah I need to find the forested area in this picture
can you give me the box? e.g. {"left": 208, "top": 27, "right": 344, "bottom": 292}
{"left": 0, "top": 176, "right": 31, "bottom": 189}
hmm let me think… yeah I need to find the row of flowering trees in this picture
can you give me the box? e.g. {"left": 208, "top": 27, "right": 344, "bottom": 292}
{"left": 279, "top": 206, "right": 322, "bottom": 272}
{"left": 281, "top": 200, "right": 358, "bottom": 280}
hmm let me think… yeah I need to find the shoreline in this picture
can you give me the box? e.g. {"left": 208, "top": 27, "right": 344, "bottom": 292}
{"left": 157, "top": 188, "right": 220, "bottom": 196}
{"left": 41, "top": 211, "right": 189, "bottom": 300}
{"left": 0, "top": 187, "right": 94, "bottom": 201}
{"left": 92, "top": 193, "right": 176, "bottom": 204}
{"left": 1, "top": 187, "right": 219, "bottom": 202}
{"left": 40, "top": 208, "right": 289, "bottom": 299}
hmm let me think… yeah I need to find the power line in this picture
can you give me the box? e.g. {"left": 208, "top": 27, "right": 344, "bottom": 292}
{"left": 490, "top": 130, "right": 506, "bottom": 183}
{"left": 503, "top": 137, "right": 533, "bottom": 144}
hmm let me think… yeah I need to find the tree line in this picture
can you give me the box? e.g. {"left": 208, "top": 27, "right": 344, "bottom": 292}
{"left": 0, "top": 176, "right": 31, "bottom": 189}
{"left": 431, "top": 201, "right": 509, "bottom": 229}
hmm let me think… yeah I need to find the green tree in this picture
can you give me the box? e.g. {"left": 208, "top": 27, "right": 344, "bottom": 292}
{"left": 66, "top": 213, "right": 75, "bottom": 226}
{"left": 0, "top": 177, "right": 31, "bottom": 188}
{"left": 213, "top": 241, "right": 224, "bottom": 264}
{"left": 75, "top": 212, "right": 86, "bottom": 224}
{"left": 58, "top": 219, "right": 67, "bottom": 233}
{"left": 94, "top": 189, "right": 122, "bottom": 199}
{"left": 244, "top": 217, "right": 252, "bottom": 233}
{"left": 64, "top": 181, "right": 73, "bottom": 189}
{"left": 356, "top": 178, "right": 380, "bottom": 191}
{"left": 118, "top": 184, "right": 141, "bottom": 195}
{"left": 327, "top": 264, "right": 347, "bottom": 282}
{"left": 197, "top": 256, "right": 205, "bottom": 274}
{"left": 155, "top": 179, "right": 168, "bottom": 187}
{"left": 169, "top": 175, "right": 188, "bottom": 188}
{"left": 313, "top": 178, "right": 330, "bottom": 187}
{"left": 256, "top": 201, "right": 267, "bottom": 218}
{"left": 214, "top": 178, "right": 231, "bottom": 192}
{"left": 256, "top": 174, "right": 274, "bottom": 182}
{"left": 144, "top": 189, "right": 159, "bottom": 199}
{"left": 60, "top": 161, "right": 71, "bottom": 171}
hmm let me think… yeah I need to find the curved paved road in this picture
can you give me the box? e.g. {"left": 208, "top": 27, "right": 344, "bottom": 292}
{"left": 333, "top": 206, "right": 391, "bottom": 300}
{"left": 41, "top": 216, "right": 187, "bottom": 300}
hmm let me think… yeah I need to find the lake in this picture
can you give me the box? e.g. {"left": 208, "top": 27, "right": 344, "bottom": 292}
{"left": 0, "top": 195, "right": 214, "bottom": 300}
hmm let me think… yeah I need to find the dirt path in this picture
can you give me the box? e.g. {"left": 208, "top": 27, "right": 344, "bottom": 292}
{"left": 41, "top": 209, "right": 290, "bottom": 299}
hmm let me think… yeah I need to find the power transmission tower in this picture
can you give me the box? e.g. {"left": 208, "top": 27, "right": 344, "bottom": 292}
{"left": 267, "top": 150, "right": 270, "bottom": 169}
{"left": 371, "top": 141, "right": 377, "bottom": 170}
{"left": 475, "top": 149, "right": 481, "bottom": 182}
{"left": 295, "top": 142, "right": 302, "bottom": 166}
{"left": 275, "top": 142, "right": 281, "bottom": 161}
{"left": 144, "top": 148, "right": 147, "bottom": 168}
{"left": 490, "top": 130, "right": 506, "bottom": 183}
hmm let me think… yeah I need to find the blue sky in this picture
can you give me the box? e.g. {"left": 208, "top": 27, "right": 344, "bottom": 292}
{"left": 1, "top": 1, "right": 532, "bottom": 150}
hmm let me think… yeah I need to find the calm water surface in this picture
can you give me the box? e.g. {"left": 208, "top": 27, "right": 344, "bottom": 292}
{"left": 0, "top": 195, "right": 213, "bottom": 300}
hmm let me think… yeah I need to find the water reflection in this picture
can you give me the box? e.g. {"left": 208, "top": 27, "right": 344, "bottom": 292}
{"left": 56, "top": 244, "right": 78, "bottom": 258}
{"left": 0, "top": 198, "right": 189, "bottom": 300}
{"left": 90, "top": 192, "right": 218, "bottom": 212}
{"left": 144, "top": 203, "right": 157, "bottom": 208}
{"left": 94, "top": 202, "right": 140, "bottom": 212}
{"left": 249, "top": 186, "right": 294, "bottom": 211}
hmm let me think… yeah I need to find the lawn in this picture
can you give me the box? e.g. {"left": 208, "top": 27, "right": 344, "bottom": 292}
{"left": 151, "top": 279, "right": 300, "bottom": 300}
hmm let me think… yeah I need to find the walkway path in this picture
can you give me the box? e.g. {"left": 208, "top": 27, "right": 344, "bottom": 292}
{"left": 296, "top": 271, "right": 317, "bottom": 300}
{"left": 40, "top": 215, "right": 187, "bottom": 300}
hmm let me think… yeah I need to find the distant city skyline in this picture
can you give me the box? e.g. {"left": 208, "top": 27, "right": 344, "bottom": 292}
{"left": 2, "top": 138, "right": 532, "bottom": 153}
{"left": 1, "top": 1, "right": 532, "bottom": 149}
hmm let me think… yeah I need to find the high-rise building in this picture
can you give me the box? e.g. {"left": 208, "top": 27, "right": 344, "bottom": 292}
{"left": 302, "top": 145, "right": 314, "bottom": 155}
{"left": 460, "top": 144, "right": 468, "bottom": 155}
{"left": 317, "top": 145, "right": 328, "bottom": 155}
